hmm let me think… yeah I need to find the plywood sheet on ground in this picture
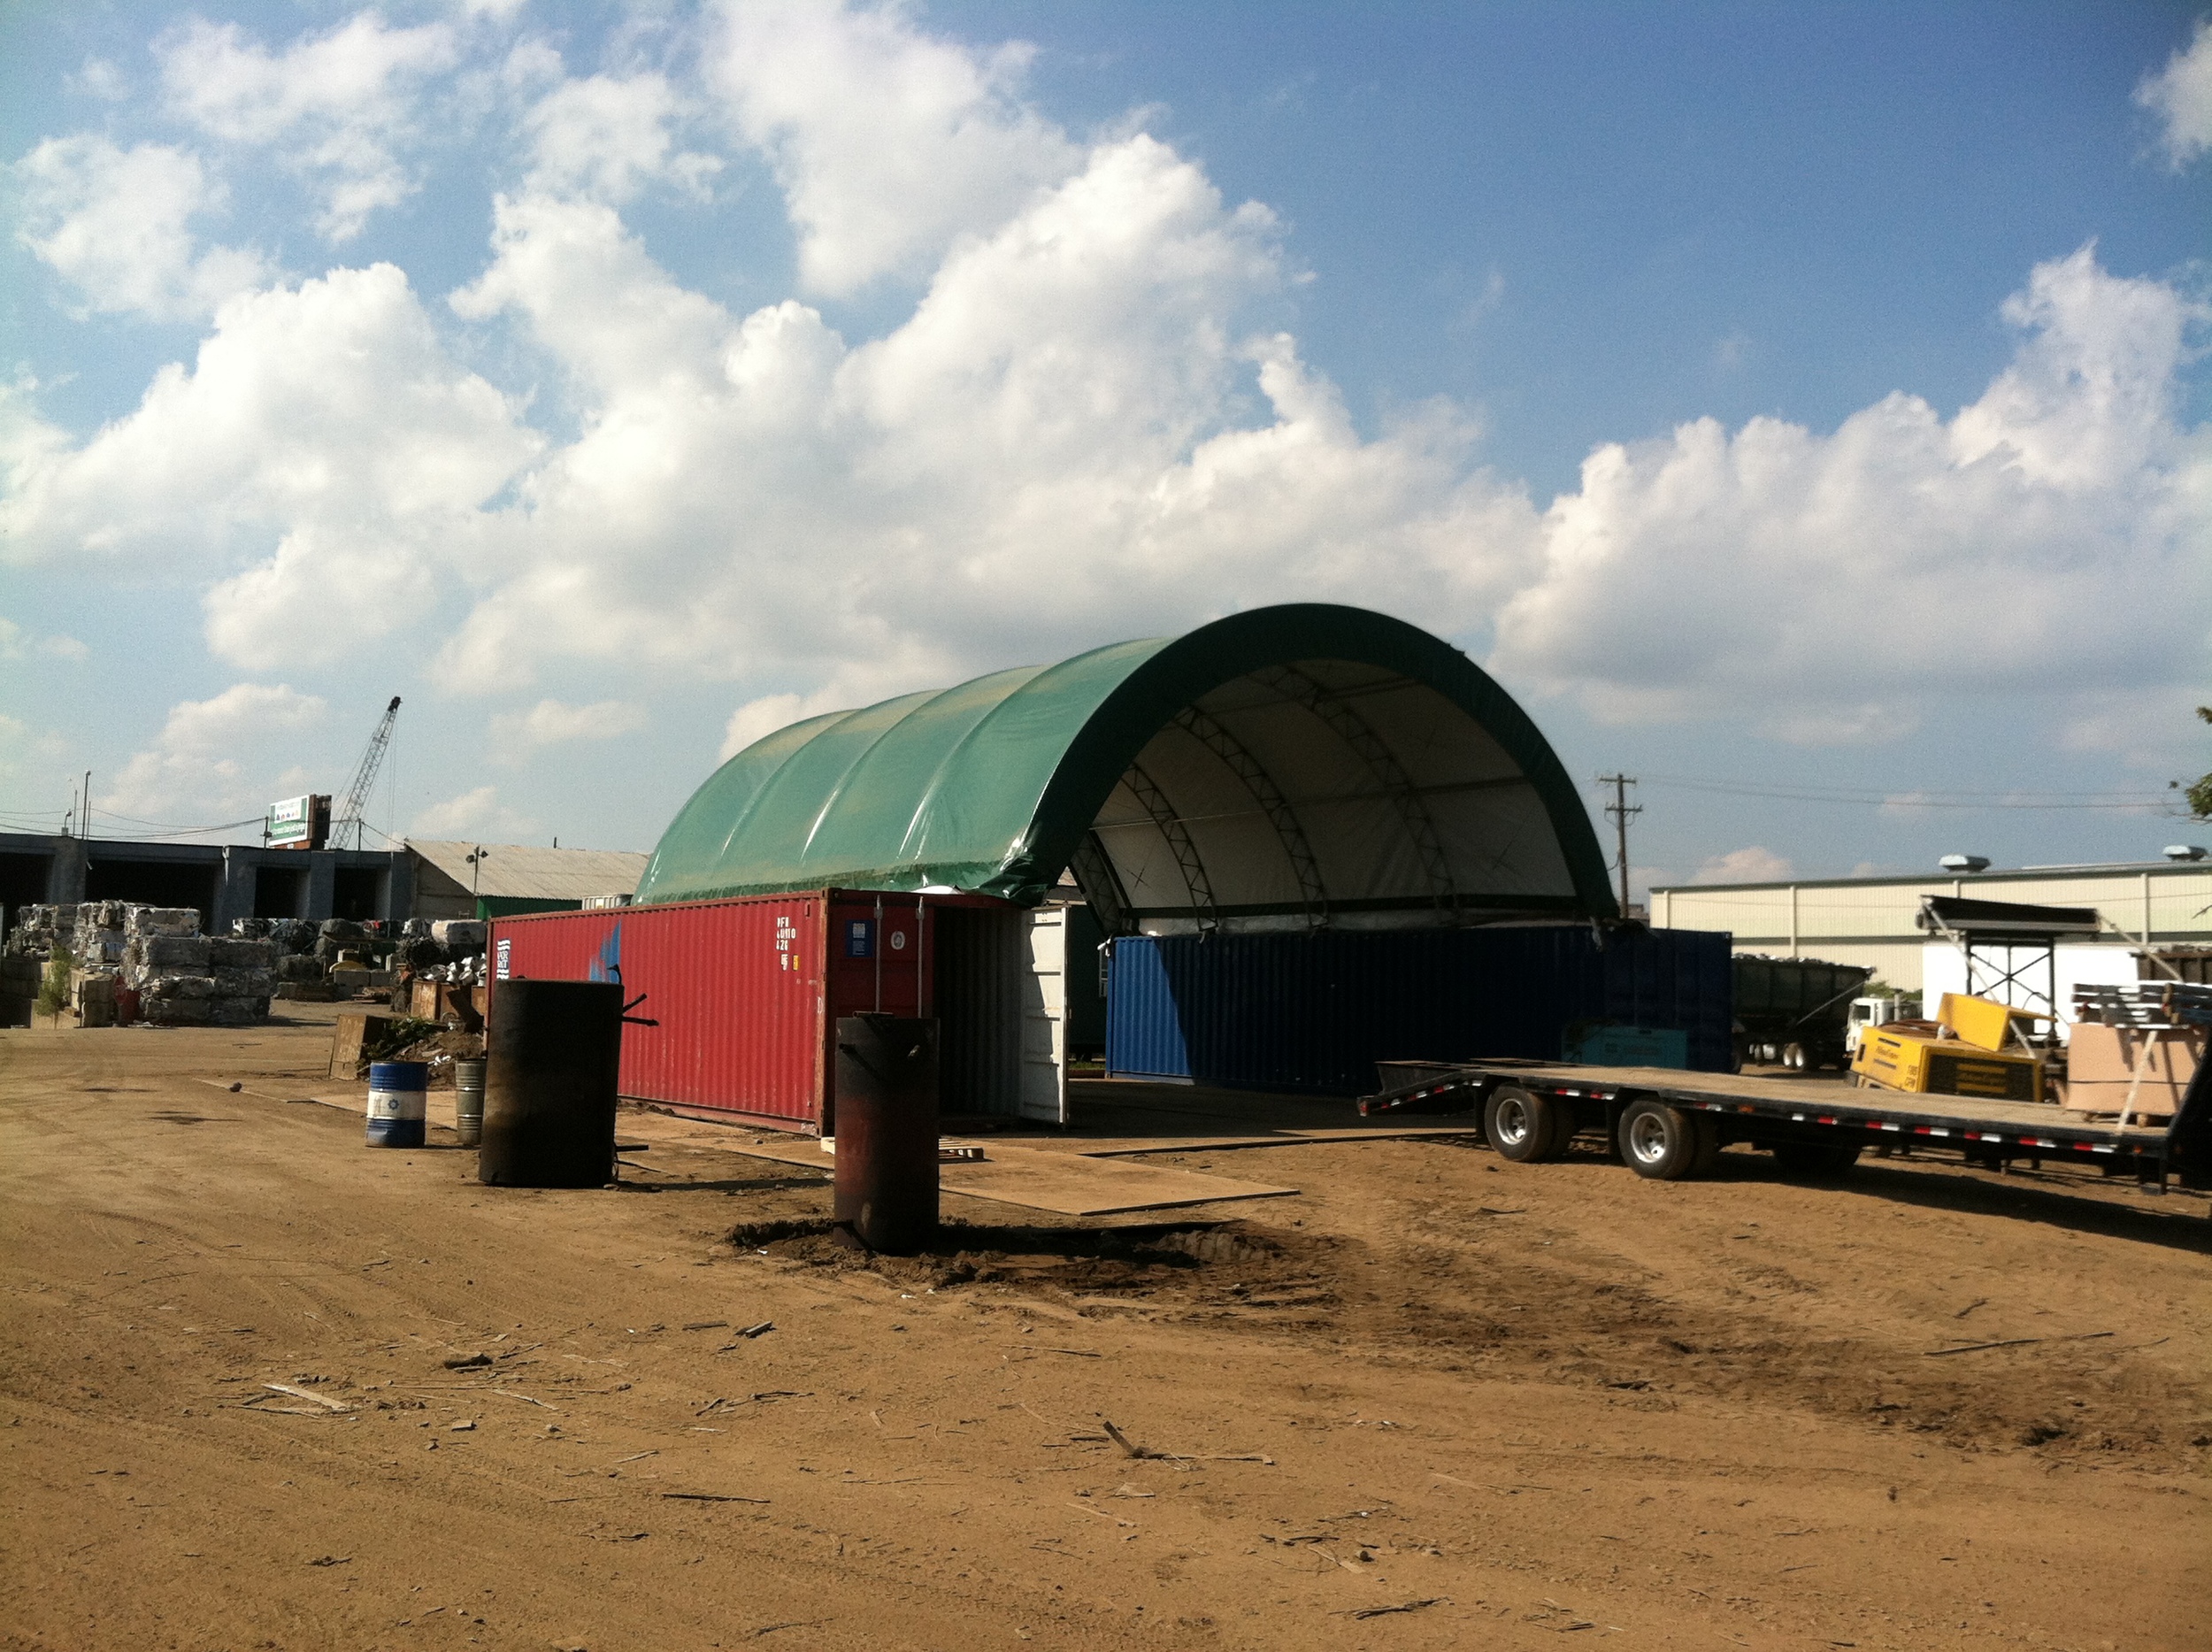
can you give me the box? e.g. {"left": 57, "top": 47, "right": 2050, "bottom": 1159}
{"left": 934, "top": 1143, "right": 1296, "bottom": 1216}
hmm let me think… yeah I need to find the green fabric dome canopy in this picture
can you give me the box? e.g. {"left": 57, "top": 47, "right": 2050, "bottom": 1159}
{"left": 635, "top": 604, "right": 1617, "bottom": 931}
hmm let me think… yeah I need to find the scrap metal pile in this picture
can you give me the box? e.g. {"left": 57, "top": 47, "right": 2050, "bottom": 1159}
{"left": 224, "top": 917, "right": 489, "bottom": 999}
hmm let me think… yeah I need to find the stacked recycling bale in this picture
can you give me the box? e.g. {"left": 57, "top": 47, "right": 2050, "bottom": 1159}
{"left": 4, "top": 903, "right": 75, "bottom": 959}
{"left": 72, "top": 901, "right": 136, "bottom": 970}
{"left": 121, "top": 907, "right": 276, "bottom": 1026}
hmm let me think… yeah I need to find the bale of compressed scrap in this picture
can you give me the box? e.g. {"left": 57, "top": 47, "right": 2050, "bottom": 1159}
{"left": 125, "top": 905, "right": 198, "bottom": 938}
{"left": 73, "top": 972, "right": 119, "bottom": 1028}
{"left": 1, "top": 954, "right": 41, "bottom": 1025}
{"left": 126, "top": 917, "right": 271, "bottom": 1025}
{"left": 128, "top": 934, "right": 211, "bottom": 980}
{"left": 72, "top": 904, "right": 130, "bottom": 970}
{"left": 6, "top": 904, "right": 76, "bottom": 959}
{"left": 430, "top": 919, "right": 486, "bottom": 953}
{"left": 141, "top": 975, "right": 217, "bottom": 1025}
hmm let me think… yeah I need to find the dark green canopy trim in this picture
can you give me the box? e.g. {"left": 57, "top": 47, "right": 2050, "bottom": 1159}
{"left": 635, "top": 604, "right": 1617, "bottom": 923}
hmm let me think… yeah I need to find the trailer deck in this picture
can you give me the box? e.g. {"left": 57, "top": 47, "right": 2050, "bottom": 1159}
{"left": 1359, "top": 1056, "right": 2210, "bottom": 1192}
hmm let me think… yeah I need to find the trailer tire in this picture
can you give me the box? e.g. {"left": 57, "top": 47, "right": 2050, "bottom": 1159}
{"left": 1769, "top": 1141, "right": 1862, "bottom": 1179}
{"left": 1485, "top": 1086, "right": 1573, "bottom": 1163}
{"left": 1617, "top": 1098, "right": 1716, "bottom": 1180}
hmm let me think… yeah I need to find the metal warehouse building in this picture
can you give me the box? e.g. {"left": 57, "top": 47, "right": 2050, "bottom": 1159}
{"left": 495, "top": 604, "right": 1732, "bottom": 1129}
{"left": 1651, "top": 860, "right": 2212, "bottom": 994}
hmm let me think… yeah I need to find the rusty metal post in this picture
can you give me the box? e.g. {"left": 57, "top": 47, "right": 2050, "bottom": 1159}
{"left": 832, "top": 1013, "right": 939, "bottom": 1255}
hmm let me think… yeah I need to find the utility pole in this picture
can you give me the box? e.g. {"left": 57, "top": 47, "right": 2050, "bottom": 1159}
{"left": 1596, "top": 773, "right": 1640, "bottom": 915}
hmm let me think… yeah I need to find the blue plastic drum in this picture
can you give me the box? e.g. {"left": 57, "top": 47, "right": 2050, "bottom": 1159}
{"left": 366, "top": 1060, "right": 428, "bottom": 1149}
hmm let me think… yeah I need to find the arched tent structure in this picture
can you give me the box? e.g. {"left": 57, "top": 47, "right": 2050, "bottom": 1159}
{"left": 637, "top": 604, "right": 1617, "bottom": 932}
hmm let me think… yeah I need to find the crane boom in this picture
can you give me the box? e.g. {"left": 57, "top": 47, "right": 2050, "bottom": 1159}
{"left": 334, "top": 695, "right": 401, "bottom": 850}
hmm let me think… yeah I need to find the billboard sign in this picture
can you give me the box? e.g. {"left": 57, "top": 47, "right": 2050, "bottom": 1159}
{"left": 267, "top": 795, "right": 325, "bottom": 849}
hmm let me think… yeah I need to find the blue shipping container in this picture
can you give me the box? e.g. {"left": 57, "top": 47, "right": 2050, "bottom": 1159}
{"left": 1105, "top": 926, "right": 1733, "bottom": 1094}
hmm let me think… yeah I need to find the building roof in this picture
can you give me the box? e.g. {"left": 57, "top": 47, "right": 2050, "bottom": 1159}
{"left": 1651, "top": 860, "right": 2208, "bottom": 894}
{"left": 406, "top": 840, "right": 648, "bottom": 901}
{"left": 635, "top": 603, "right": 1617, "bottom": 928}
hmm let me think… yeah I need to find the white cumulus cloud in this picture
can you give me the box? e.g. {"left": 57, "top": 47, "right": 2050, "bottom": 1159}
{"left": 157, "top": 12, "right": 461, "bottom": 240}
{"left": 524, "top": 70, "right": 722, "bottom": 204}
{"left": 1691, "top": 846, "right": 1794, "bottom": 884}
{"left": 105, "top": 682, "right": 327, "bottom": 823}
{"left": 411, "top": 783, "right": 538, "bottom": 839}
{"left": 2137, "top": 18, "right": 2212, "bottom": 168}
{"left": 12, "top": 134, "right": 271, "bottom": 321}
{"left": 3, "top": 1, "right": 2203, "bottom": 801}
{"left": 437, "top": 125, "right": 1535, "bottom": 698}
{"left": 1490, "top": 245, "right": 2212, "bottom": 740}
{"left": 1, "top": 265, "right": 541, "bottom": 668}
{"left": 710, "top": 0, "right": 1082, "bottom": 295}
{"left": 489, "top": 697, "right": 649, "bottom": 760}
{"left": 0, "top": 618, "right": 88, "bottom": 661}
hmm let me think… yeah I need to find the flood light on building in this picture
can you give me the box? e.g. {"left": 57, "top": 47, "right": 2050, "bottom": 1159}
{"left": 1939, "top": 854, "right": 1992, "bottom": 873}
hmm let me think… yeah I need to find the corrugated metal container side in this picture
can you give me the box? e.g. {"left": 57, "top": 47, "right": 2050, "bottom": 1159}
{"left": 1104, "top": 926, "right": 1733, "bottom": 1094}
{"left": 490, "top": 889, "right": 966, "bottom": 1131}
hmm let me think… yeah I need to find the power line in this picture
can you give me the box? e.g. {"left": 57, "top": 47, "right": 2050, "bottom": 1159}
{"left": 88, "top": 809, "right": 267, "bottom": 840}
{"left": 90, "top": 806, "right": 258, "bottom": 831}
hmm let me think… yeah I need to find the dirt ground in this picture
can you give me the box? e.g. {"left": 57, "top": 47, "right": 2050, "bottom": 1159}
{"left": 4, "top": 1010, "right": 2207, "bottom": 1652}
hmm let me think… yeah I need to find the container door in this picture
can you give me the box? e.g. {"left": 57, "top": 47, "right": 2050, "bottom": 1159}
{"left": 1018, "top": 908, "right": 1068, "bottom": 1123}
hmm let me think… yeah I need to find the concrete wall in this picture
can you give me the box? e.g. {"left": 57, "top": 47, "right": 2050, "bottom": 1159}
{"left": 0, "top": 833, "right": 411, "bottom": 933}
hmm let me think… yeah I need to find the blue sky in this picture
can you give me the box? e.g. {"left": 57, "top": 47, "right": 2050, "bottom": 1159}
{"left": 3, "top": 1, "right": 2208, "bottom": 895}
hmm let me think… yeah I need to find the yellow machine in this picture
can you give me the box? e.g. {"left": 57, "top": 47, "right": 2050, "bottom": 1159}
{"left": 1850, "top": 993, "right": 2047, "bottom": 1104}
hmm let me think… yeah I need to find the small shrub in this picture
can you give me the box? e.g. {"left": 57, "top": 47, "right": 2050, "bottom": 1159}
{"left": 35, "top": 955, "right": 70, "bottom": 1018}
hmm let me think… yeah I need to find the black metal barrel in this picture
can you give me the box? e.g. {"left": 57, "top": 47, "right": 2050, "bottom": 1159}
{"left": 832, "top": 1014, "right": 939, "bottom": 1255}
{"left": 479, "top": 980, "right": 623, "bottom": 1187}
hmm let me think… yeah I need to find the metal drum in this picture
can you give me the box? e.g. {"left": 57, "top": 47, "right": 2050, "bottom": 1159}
{"left": 365, "top": 1061, "right": 428, "bottom": 1149}
{"left": 453, "top": 1058, "right": 487, "bottom": 1148}
{"left": 478, "top": 980, "right": 623, "bottom": 1187}
{"left": 831, "top": 1014, "right": 939, "bottom": 1255}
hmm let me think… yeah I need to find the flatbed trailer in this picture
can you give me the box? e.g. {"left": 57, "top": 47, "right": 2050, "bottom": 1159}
{"left": 1357, "top": 1056, "right": 2212, "bottom": 1196}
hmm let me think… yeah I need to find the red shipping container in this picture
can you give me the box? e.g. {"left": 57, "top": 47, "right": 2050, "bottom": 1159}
{"left": 488, "top": 888, "right": 1023, "bottom": 1132}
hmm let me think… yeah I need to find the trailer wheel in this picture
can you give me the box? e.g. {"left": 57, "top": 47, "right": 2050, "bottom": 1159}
{"left": 1770, "top": 1141, "right": 1862, "bottom": 1179}
{"left": 1485, "top": 1085, "right": 1573, "bottom": 1163}
{"left": 1617, "top": 1098, "right": 1715, "bottom": 1180}
{"left": 1781, "top": 1041, "right": 1809, "bottom": 1072}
